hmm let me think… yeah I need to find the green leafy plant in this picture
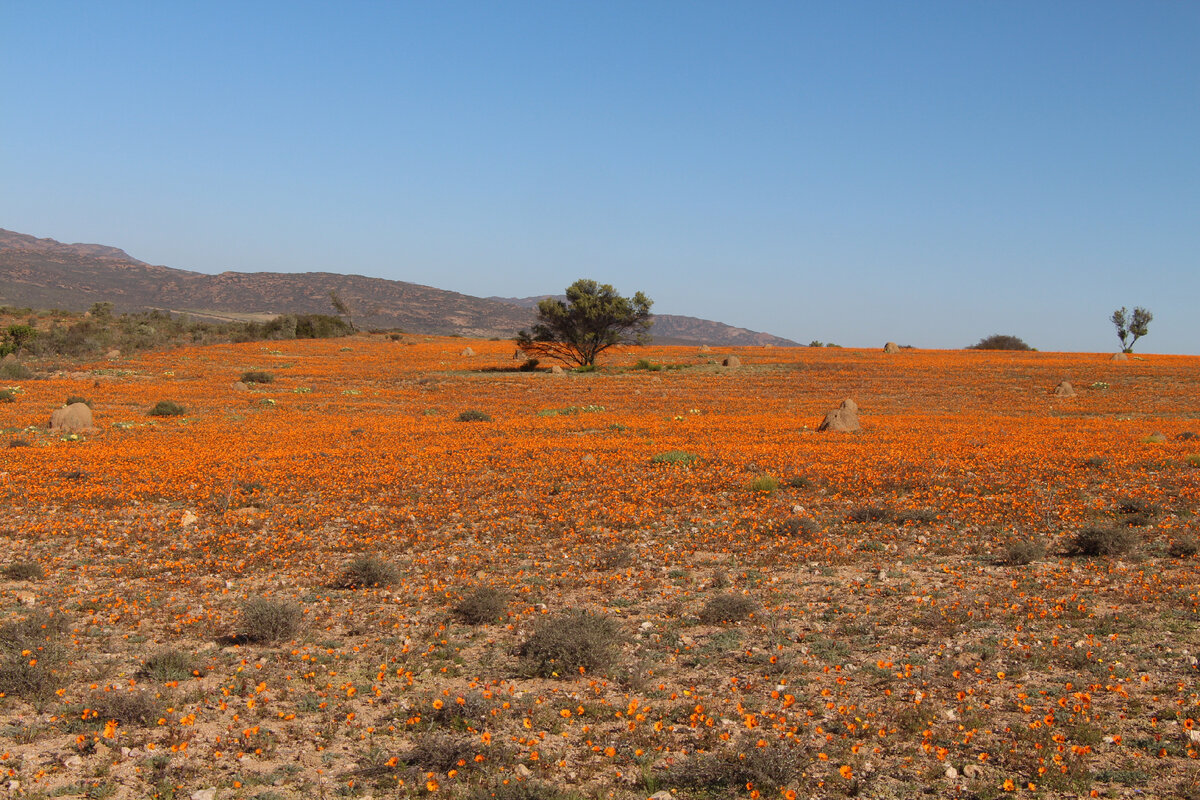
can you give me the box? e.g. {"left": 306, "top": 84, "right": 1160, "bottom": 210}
{"left": 147, "top": 400, "right": 186, "bottom": 417}
{"left": 457, "top": 409, "right": 492, "bottom": 422}
{"left": 515, "top": 279, "right": 653, "bottom": 367}
{"left": 650, "top": 450, "right": 698, "bottom": 466}
{"left": 1112, "top": 306, "right": 1152, "bottom": 353}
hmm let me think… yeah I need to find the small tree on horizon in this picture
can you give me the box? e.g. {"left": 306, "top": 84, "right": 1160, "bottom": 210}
{"left": 515, "top": 279, "right": 653, "bottom": 367}
{"left": 967, "top": 334, "right": 1032, "bottom": 351}
{"left": 329, "top": 290, "right": 356, "bottom": 331}
{"left": 1111, "top": 306, "right": 1152, "bottom": 353}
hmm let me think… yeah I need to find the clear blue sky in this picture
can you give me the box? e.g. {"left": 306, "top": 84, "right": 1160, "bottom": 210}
{"left": 2, "top": 2, "right": 1197, "bottom": 352}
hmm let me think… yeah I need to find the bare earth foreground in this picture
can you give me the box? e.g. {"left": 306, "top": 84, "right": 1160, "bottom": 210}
{"left": 1, "top": 337, "right": 1198, "bottom": 800}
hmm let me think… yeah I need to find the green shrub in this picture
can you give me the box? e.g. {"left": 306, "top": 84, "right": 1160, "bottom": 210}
{"left": 453, "top": 587, "right": 509, "bottom": 625}
{"left": 457, "top": 409, "right": 492, "bottom": 422}
{"left": 633, "top": 358, "right": 663, "bottom": 371}
{"left": 698, "top": 594, "right": 757, "bottom": 624}
{"left": 650, "top": 450, "right": 698, "bottom": 466}
{"left": 748, "top": 475, "right": 779, "bottom": 493}
{"left": 147, "top": 400, "right": 186, "bottom": 417}
{"left": 85, "top": 689, "right": 160, "bottom": 725}
{"left": 0, "top": 361, "right": 33, "bottom": 380}
{"left": 240, "top": 370, "right": 274, "bottom": 384}
{"left": 7, "top": 437, "right": 30, "bottom": 448}
{"left": 2, "top": 561, "right": 44, "bottom": 581}
{"left": 516, "top": 610, "right": 621, "bottom": 678}
{"left": 239, "top": 598, "right": 302, "bottom": 643}
{"left": 1067, "top": 526, "right": 1137, "bottom": 557}
{"left": 0, "top": 611, "right": 68, "bottom": 706}
{"left": 967, "top": 334, "right": 1032, "bottom": 351}
{"left": 1167, "top": 536, "right": 1199, "bottom": 558}
{"left": 1002, "top": 540, "right": 1045, "bottom": 566}
{"left": 0, "top": 389, "right": 15, "bottom": 404}
{"left": 141, "top": 649, "right": 197, "bottom": 682}
{"left": 333, "top": 556, "right": 398, "bottom": 589}
{"left": 1185, "top": 454, "right": 1200, "bottom": 469}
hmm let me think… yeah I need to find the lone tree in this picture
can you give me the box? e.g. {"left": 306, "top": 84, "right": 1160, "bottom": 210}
{"left": 329, "top": 290, "right": 356, "bottom": 331}
{"left": 516, "top": 279, "right": 653, "bottom": 367}
{"left": 1111, "top": 306, "right": 1152, "bottom": 353}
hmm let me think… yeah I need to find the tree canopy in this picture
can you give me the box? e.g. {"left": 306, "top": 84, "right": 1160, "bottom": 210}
{"left": 515, "top": 279, "right": 653, "bottom": 367}
{"left": 1111, "top": 306, "right": 1152, "bottom": 353}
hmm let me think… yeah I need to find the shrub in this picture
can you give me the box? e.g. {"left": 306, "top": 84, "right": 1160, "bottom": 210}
{"left": 239, "top": 598, "right": 302, "bottom": 643}
{"left": 967, "top": 334, "right": 1032, "bottom": 351}
{"left": 147, "top": 400, "right": 186, "bottom": 417}
{"left": 698, "top": 594, "right": 757, "bottom": 624}
{"left": 650, "top": 450, "right": 698, "bottom": 466}
{"left": 633, "top": 358, "right": 662, "bottom": 371}
{"left": 400, "top": 732, "right": 478, "bottom": 772}
{"left": 1066, "top": 526, "right": 1137, "bottom": 557}
{"left": 453, "top": 587, "right": 509, "bottom": 625}
{"left": 0, "top": 611, "right": 68, "bottom": 705}
{"left": 848, "top": 505, "right": 894, "bottom": 523}
{"left": 661, "top": 743, "right": 805, "bottom": 790}
{"left": 517, "top": 358, "right": 540, "bottom": 372}
{"left": 141, "top": 649, "right": 196, "bottom": 682}
{"left": 771, "top": 516, "right": 817, "bottom": 537}
{"left": 2, "top": 561, "right": 44, "bottom": 581}
{"left": 594, "top": 546, "right": 635, "bottom": 569}
{"left": 85, "top": 689, "right": 160, "bottom": 725}
{"left": 468, "top": 780, "right": 569, "bottom": 800}
{"left": 332, "top": 556, "right": 398, "bottom": 589}
{"left": 1167, "top": 536, "right": 1199, "bottom": 558}
{"left": 748, "top": 475, "right": 779, "bottom": 493}
{"left": 240, "top": 370, "right": 274, "bottom": 384}
{"left": 64, "top": 396, "right": 92, "bottom": 407}
{"left": 786, "top": 475, "right": 811, "bottom": 488}
{"left": 1002, "top": 540, "right": 1045, "bottom": 566}
{"left": 0, "top": 389, "right": 15, "bottom": 403}
{"left": 7, "top": 437, "right": 30, "bottom": 448}
{"left": 0, "top": 362, "right": 33, "bottom": 380}
{"left": 457, "top": 409, "right": 492, "bottom": 422}
{"left": 516, "top": 610, "right": 621, "bottom": 678}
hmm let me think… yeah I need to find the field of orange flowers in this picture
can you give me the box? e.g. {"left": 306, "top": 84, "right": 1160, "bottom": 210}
{"left": 1, "top": 335, "right": 1198, "bottom": 800}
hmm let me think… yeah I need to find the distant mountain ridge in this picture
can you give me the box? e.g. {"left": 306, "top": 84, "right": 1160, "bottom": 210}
{"left": 0, "top": 228, "right": 798, "bottom": 346}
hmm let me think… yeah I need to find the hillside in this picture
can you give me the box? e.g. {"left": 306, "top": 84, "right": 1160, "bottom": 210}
{"left": 0, "top": 229, "right": 796, "bottom": 345}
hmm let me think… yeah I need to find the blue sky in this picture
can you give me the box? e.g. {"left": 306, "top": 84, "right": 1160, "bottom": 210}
{"left": 2, "top": 2, "right": 1197, "bottom": 352}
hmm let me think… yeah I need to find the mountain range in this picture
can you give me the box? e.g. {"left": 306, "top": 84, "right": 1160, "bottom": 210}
{"left": 0, "top": 228, "right": 798, "bottom": 346}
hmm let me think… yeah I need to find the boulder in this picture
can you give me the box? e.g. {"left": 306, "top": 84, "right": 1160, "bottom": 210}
{"left": 461, "top": 347, "right": 476, "bottom": 357}
{"left": 50, "top": 402, "right": 94, "bottom": 433}
{"left": 817, "top": 398, "right": 860, "bottom": 432}
{"left": 513, "top": 349, "right": 527, "bottom": 360}
{"left": 1053, "top": 381, "right": 1076, "bottom": 398}
{"left": 1111, "top": 352, "right": 1128, "bottom": 362}
{"left": 105, "top": 349, "right": 121, "bottom": 359}
{"left": 231, "top": 381, "right": 249, "bottom": 391}
{"left": 550, "top": 365, "right": 565, "bottom": 376}
{"left": 722, "top": 356, "right": 741, "bottom": 367}
{"left": 884, "top": 342, "right": 900, "bottom": 354}
{"left": 699, "top": 345, "right": 711, "bottom": 353}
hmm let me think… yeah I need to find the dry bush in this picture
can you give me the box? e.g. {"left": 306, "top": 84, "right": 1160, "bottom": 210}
{"left": 1003, "top": 540, "right": 1046, "bottom": 566}
{"left": 147, "top": 400, "right": 186, "bottom": 417}
{"left": 771, "top": 515, "right": 817, "bottom": 537}
{"left": 2, "top": 561, "right": 44, "bottom": 581}
{"left": 1167, "top": 536, "right": 1199, "bottom": 558}
{"left": 240, "top": 370, "right": 274, "bottom": 384}
{"left": 239, "top": 598, "right": 302, "bottom": 643}
{"left": 86, "top": 690, "right": 160, "bottom": 726}
{"left": 453, "top": 587, "right": 509, "bottom": 624}
{"left": 457, "top": 409, "right": 492, "bottom": 422}
{"left": 516, "top": 610, "right": 621, "bottom": 678}
{"left": 469, "top": 780, "right": 569, "bottom": 800}
{"left": 1066, "top": 526, "right": 1138, "bottom": 557}
{"left": 401, "top": 731, "right": 478, "bottom": 772}
{"left": 848, "top": 505, "right": 894, "bottom": 523}
{"left": 660, "top": 743, "right": 806, "bottom": 791}
{"left": 141, "top": 649, "right": 196, "bottom": 682}
{"left": 0, "top": 611, "right": 68, "bottom": 706}
{"left": 594, "top": 546, "right": 634, "bottom": 569}
{"left": 698, "top": 594, "right": 757, "bottom": 624}
{"left": 332, "top": 555, "right": 398, "bottom": 589}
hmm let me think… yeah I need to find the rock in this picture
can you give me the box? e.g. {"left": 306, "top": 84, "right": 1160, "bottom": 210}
{"left": 550, "top": 365, "right": 565, "bottom": 376}
{"left": 884, "top": 342, "right": 900, "bottom": 353}
{"left": 962, "top": 764, "right": 984, "bottom": 780}
{"left": 13, "top": 591, "right": 35, "bottom": 607}
{"left": 649, "top": 793, "right": 674, "bottom": 800}
{"left": 1111, "top": 352, "right": 1128, "bottom": 361}
{"left": 817, "top": 398, "right": 861, "bottom": 432}
{"left": 944, "top": 766, "right": 958, "bottom": 780}
{"left": 50, "top": 402, "right": 94, "bottom": 433}
{"left": 699, "top": 345, "right": 711, "bottom": 352}
{"left": 181, "top": 510, "right": 199, "bottom": 528}
{"left": 63, "top": 755, "right": 84, "bottom": 768}
{"left": 1053, "top": 380, "right": 1076, "bottom": 398}
{"left": 513, "top": 349, "right": 527, "bottom": 360}
{"left": 722, "top": 356, "right": 741, "bottom": 367}
{"left": 461, "top": 347, "right": 476, "bottom": 357}
{"left": 105, "top": 349, "right": 121, "bottom": 359}
{"left": 191, "top": 789, "right": 217, "bottom": 800}
{"left": 231, "top": 381, "right": 249, "bottom": 391}
{"left": 514, "top": 764, "right": 532, "bottom": 779}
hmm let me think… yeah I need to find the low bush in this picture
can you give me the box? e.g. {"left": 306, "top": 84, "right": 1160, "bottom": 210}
{"left": 1167, "top": 536, "right": 1199, "bottom": 558}
{"left": 457, "top": 409, "right": 492, "bottom": 422}
{"left": 1002, "top": 540, "right": 1045, "bottom": 566}
{"left": 147, "top": 400, "right": 186, "bottom": 417}
{"left": 239, "top": 598, "right": 302, "bottom": 643}
{"left": 240, "top": 370, "right": 274, "bottom": 384}
{"left": 0, "top": 611, "right": 68, "bottom": 706}
{"left": 748, "top": 475, "right": 779, "bottom": 493}
{"left": 0, "top": 362, "right": 33, "bottom": 380}
{"left": 453, "top": 587, "right": 509, "bottom": 625}
{"left": 2, "top": 561, "right": 44, "bottom": 581}
{"left": 333, "top": 556, "right": 398, "bottom": 589}
{"left": 698, "top": 594, "right": 757, "bottom": 624}
{"left": 848, "top": 505, "right": 894, "bottom": 523}
{"left": 64, "top": 396, "right": 92, "bottom": 407}
{"left": 660, "top": 742, "right": 805, "bottom": 791}
{"left": 516, "top": 610, "right": 621, "bottom": 678}
{"left": 141, "top": 649, "right": 197, "bottom": 682}
{"left": 771, "top": 516, "right": 817, "bottom": 537}
{"left": 1066, "top": 526, "right": 1137, "bottom": 557}
{"left": 468, "top": 780, "right": 568, "bottom": 800}
{"left": 0, "top": 389, "right": 15, "bottom": 403}
{"left": 650, "top": 450, "right": 698, "bottom": 466}
{"left": 967, "top": 334, "right": 1033, "bottom": 351}
{"left": 85, "top": 689, "right": 160, "bottom": 725}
